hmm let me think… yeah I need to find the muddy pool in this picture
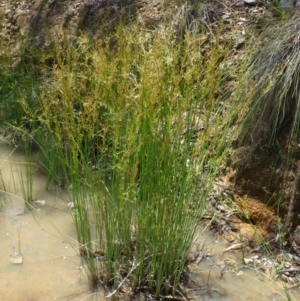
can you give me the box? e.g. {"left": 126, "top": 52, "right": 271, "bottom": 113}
{"left": 0, "top": 137, "right": 299, "bottom": 301}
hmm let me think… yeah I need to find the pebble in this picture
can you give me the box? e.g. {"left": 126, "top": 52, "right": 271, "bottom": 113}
{"left": 9, "top": 252, "right": 23, "bottom": 264}
{"left": 244, "top": 0, "right": 257, "bottom": 4}
{"left": 244, "top": 258, "right": 253, "bottom": 264}
{"left": 68, "top": 202, "right": 74, "bottom": 209}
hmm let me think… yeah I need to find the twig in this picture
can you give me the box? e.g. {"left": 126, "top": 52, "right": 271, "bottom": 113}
{"left": 285, "top": 160, "right": 300, "bottom": 230}
{"left": 105, "top": 259, "right": 141, "bottom": 298}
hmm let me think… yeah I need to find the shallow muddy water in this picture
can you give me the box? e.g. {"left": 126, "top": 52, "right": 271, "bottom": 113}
{"left": 183, "top": 227, "right": 300, "bottom": 301}
{"left": 0, "top": 137, "right": 299, "bottom": 301}
{"left": 0, "top": 138, "right": 104, "bottom": 301}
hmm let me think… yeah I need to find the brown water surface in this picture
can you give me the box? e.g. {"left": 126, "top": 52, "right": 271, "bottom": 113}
{"left": 0, "top": 137, "right": 299, "bottom": 301}
{"left": 0, "top": 138, "right": 104, "bottom": 301}
{"left": 184, "top": 226, "right": 300, "bottom": 301}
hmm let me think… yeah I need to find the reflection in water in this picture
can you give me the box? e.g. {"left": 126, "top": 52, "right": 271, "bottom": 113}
{"left": 0, "top": 137, "right": 299, "bottom": 301}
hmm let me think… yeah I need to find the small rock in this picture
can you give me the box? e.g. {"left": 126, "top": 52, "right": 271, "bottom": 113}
{"left": 68, "top": 202, "right": 74, "bottom": 209}
{"left": 217, "top": 204, "right": 226, "bottom": 212}
{"left": 9, "top": 252, "right": 23, "bottom": 264}
{"left": 244, "top": 0, "right": 257, "bottom": 4}
{"left": 244, "top": 258, "right": 253, "bottom": 265}
{"left": 34, "top": 200, "right": 46, "bottom": 206}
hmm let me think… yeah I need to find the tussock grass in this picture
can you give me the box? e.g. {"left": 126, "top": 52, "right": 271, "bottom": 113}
{"left": 0, "top": 20, "right": 241, "bottom": 298}
{"left": 235, "top": 13, "right": 300, "bottom": 181}
{"left": 240, "top": 13, "right": 300, "bottom": 143}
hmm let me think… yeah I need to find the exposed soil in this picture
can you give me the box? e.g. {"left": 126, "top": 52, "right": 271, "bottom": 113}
{"left": 231, "top": 134, "right": 300, "bottom": 248}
